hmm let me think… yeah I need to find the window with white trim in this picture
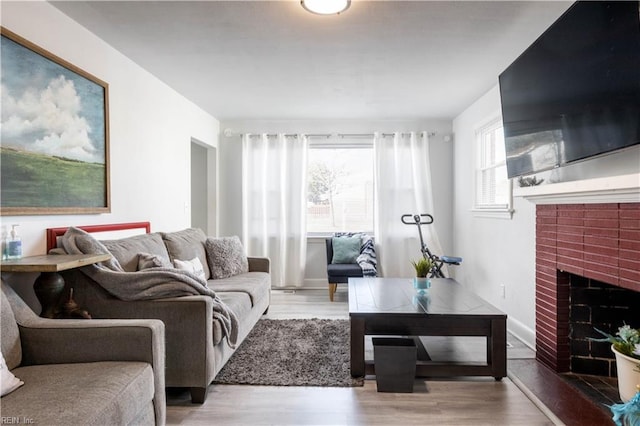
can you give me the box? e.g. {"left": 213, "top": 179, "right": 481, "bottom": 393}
{"left": 306, "top": 139, "right": 374, "bottom": 234}
{"left": 474, "top": 118, "right": 513, "bottom": 218}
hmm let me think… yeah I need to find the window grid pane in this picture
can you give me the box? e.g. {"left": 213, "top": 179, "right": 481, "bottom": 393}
{"left": 476, "top": 119, "right": 510, "bottom": 209}
{"left": 306, "top": 146, "right": 374, "bottom": 233}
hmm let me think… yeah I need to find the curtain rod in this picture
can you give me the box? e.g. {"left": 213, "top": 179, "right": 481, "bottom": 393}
{"left": 240, "top": 132, "right": 437, "bottom": 138}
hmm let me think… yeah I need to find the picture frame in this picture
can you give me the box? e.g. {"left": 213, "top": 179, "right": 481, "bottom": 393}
{"left": 1, "top": 27, "right": 110, "bottom": 216}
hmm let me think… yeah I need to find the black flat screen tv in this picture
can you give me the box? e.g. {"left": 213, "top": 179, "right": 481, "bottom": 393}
{"left": 499, "top": 1, "right": 640, "bottom": 179}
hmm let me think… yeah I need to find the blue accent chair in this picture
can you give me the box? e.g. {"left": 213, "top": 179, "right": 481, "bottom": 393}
{"left": 325, "top": 238, "right": 363, "bottom": 302}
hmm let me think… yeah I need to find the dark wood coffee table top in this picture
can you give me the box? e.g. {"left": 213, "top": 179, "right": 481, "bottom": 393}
{"left": 348, "top": 277, "right": 507, "bottom": 379}
{"left": 349, "top": 277, "right": 505, "bottom": 318}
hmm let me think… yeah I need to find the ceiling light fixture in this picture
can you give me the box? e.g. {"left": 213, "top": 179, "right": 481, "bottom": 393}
{"left": 301, "top": 0, "right": 351, "bottom": 15}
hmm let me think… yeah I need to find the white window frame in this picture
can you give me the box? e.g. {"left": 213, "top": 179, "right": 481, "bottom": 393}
{"left": 472, "top": 116, "right": 514, "bottom": 219}
{"left": 306, "top": 137, "right": 374, "bottom": 237}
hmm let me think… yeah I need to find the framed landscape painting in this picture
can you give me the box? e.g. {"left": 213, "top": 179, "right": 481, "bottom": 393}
{"left": 0, "top": 27, "right": 110, "bottom": 215}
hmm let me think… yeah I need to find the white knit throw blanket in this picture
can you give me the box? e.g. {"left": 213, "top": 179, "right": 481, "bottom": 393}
{"left": 60, "top": 227, "right": 238, "bottom": 347}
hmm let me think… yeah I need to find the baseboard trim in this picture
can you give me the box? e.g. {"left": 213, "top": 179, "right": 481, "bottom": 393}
{"left": 507, "top": 317, "right": 535, "bottom": 351}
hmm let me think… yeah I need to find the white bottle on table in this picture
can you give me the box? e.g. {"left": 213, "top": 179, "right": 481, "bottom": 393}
{"left": 7, "top": 224, "right": 22, "bottom": 260}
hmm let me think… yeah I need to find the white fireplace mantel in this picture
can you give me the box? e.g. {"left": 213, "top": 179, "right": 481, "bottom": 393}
{"left": 514, "top": 173, "right": 640, "bottom": 205}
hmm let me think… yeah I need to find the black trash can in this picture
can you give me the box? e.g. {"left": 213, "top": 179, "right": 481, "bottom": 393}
{"left": 372, "top": 337, "right": 417, "bottom": 393}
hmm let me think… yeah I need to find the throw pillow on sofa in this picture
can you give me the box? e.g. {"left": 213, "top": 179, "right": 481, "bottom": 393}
{"left": 205, "top": 236, "right": 249, "bottom": 279}
{"left": 173, "top": 257, "right": 207, "bottom": 283}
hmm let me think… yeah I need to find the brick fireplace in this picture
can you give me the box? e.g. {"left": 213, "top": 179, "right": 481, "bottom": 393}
{"left": 535, "top": 202, "right": 640, "bottom": 374}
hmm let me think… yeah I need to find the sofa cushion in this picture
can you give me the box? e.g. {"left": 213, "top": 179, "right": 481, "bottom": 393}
{"left": 161, "top": 228, "right": 211, "bottom": 280}
{"left": 205, "top": 236, "right": 249, "bottom": 279}
{"left": 102, "top": 233, "right": 170, "bottom": 273}
{"left": 2, "top": 361, "right": 154, "bottom": 426}
{"left": 213, "top": 291, "right": 253, "bottom": 345}
{"left": 0, "top": 283, "right": 21, "bottom": 370}
{"left": 208, "top": 272, "right": 270, "bottom": 307}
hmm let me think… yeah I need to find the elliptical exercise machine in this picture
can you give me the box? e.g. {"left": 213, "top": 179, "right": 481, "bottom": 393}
{"left": 401, "top": 213, "right": 462, "bottom": 278}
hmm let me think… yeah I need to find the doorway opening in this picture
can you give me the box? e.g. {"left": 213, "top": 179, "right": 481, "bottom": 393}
{"left": 190, "top": 139, "right": 217, "bottom": 235}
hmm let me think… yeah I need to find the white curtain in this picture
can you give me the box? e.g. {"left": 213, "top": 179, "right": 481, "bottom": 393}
{"left": 242, "top": 133, "right": 308, "bottom": 288}
{"left": 373, "top": 132, "right": 445, "bottom": 277}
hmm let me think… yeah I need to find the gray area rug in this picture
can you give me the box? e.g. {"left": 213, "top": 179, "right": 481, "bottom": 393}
{"left": 214, "top": 318, "right": 364, "bottom": 387}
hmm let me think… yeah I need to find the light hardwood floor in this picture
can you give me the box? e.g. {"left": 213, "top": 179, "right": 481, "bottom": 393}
{"left": 166, "top": 288, "right": 555, "bottom": 425}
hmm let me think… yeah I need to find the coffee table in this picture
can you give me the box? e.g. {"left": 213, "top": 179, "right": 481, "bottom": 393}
{"left": 349, "top": 277, "right": 507, "bottom": 380}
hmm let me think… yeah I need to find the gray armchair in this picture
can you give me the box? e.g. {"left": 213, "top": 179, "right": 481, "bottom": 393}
{"left": 0, "top": 282, "right": 166, "bottom": 425}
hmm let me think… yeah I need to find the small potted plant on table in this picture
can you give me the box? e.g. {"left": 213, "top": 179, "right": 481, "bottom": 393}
{"left": 411, "top": 258, "right": 433, "bottom": 293}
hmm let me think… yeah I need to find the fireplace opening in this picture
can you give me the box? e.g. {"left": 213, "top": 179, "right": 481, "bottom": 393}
{"left": 569, "top": 274, "right": 640, "bottom": 377}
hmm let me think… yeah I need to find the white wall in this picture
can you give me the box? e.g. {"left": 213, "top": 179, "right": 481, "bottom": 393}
{"left": 1, "top": 2, "right": 220, "bottom": 303}
{"left": 452, "top": 85, "right": 640, "bottom": 348}
{"left": 1, "top": 1, "right": 220, "bottom": 253}
{"left": 452, "top": 86, "right": 537, "bottom": 346}
{"left": 218, "top": 119, "right": 454, "bottom": 288}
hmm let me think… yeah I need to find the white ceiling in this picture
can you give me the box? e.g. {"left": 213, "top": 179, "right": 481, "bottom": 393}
{"left": 51, "top": 0, "right": 573, "bottom": 121}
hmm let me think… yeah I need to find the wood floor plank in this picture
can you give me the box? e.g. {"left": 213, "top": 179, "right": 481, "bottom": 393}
{"left": 167, "top": 380, "right": 554, "bottom": 425}
{"left": 166, "top": 289, "right": 553, "bottom": 425}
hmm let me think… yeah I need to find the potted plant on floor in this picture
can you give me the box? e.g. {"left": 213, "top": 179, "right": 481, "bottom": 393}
{"left": 411, "top": 258, "right": 433, "bottom": 293}
{"left": 593, "top": 324, "right": 640, "bottom": 402}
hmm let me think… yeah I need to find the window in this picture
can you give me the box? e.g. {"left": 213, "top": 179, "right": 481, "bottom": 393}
{"left": 474, "top": 118, "right": 513, "bottom": 219}
{"left": 306, "top": 140, "right": 374, "bottom": 234}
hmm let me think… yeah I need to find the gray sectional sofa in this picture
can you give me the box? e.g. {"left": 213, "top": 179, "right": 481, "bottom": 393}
{"left": 58, "top": 227, "right": 271, "bottom": 403}
{"left": 0, "top": 281, "right": 166, "bottom": 425}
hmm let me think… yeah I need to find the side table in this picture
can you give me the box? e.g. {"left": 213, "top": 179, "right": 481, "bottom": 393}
{"left": 0, "top": 254, "right": 111, "bottom": 318}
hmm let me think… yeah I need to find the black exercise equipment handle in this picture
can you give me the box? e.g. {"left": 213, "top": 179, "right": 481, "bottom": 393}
{"left": 401, "top": 214, "right": 434, "bottom": 225}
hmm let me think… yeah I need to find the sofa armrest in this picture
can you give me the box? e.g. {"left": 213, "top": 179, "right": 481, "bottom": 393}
{"left": 64, "top": 272, "right": 216, "bottom": 389}
{"left": 18, "top": 318, "right": 166, "bottom": 425}
{"left": 19, "top": 318, "right": 164, "bottom": 366}
{"left": 248, "top": 256, "right": 270, "bottom": 273}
